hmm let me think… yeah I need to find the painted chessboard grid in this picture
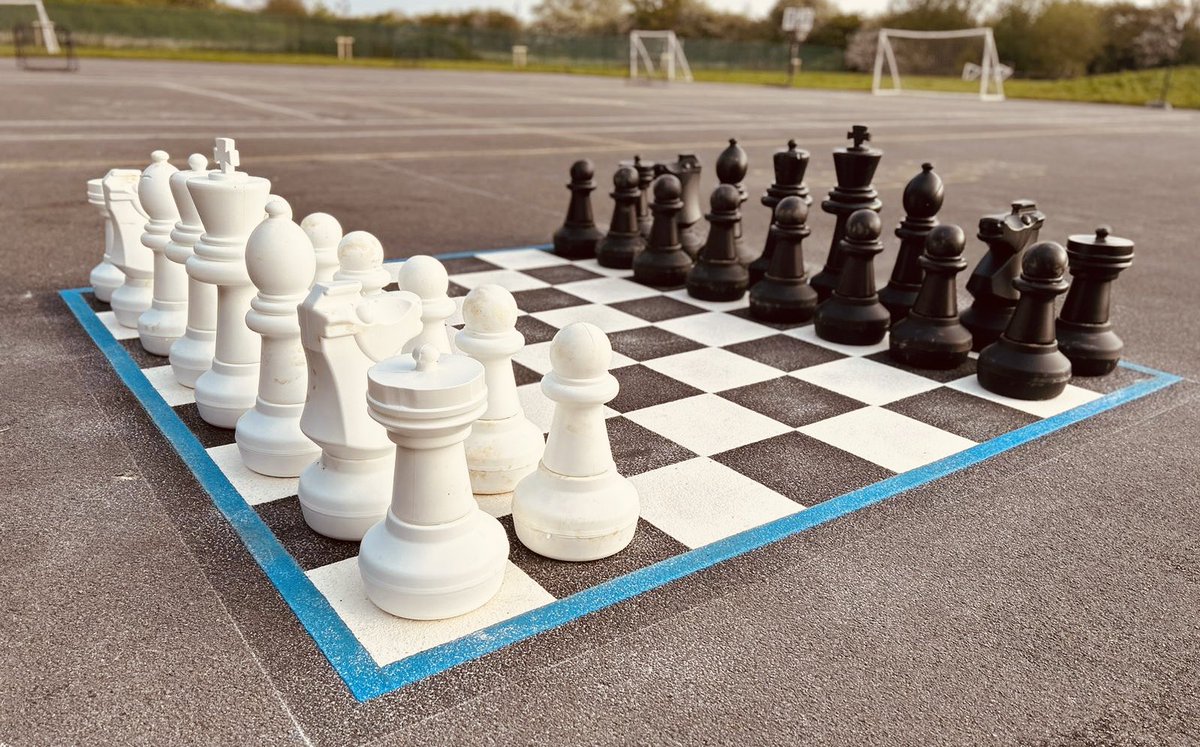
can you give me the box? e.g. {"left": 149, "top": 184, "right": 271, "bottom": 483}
{"left": 81, "top": 244, "right": 1154, "bottom": 675}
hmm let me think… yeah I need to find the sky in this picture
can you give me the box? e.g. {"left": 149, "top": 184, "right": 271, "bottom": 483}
{"left": 291, "top": 0, "right": 895, "bottom": 20}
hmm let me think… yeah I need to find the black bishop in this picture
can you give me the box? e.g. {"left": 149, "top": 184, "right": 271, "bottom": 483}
{"left": 879, "top": 163, "right": 944, "bottom": 323}
{"left": 748, "top": 139, "right": 811, "bottom": 287}
{"left": 715, "top": 138, "right": 752, "bottom": 264}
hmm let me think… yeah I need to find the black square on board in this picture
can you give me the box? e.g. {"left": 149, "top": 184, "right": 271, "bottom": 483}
{"left": 607, "top": 416, "right": 697, "bottom": 477}
{"left": 1068, "top": 364, "right": 1151, "bottom": 395}
{"left": 718, "top": 376, "right": 866, "bottom": 428}
{"left": 610, "top": 365, "right": 704, "bottom": 414}
{"left": 607, "top": 326, "right": 704, "bottom": 362}
{"left": 255, "top": 495, "right": 360, "bottom": 572}
{"left": 723, "top": 334, "right": 845, "bottom": 371}
{"left": 516, "top": 315, "right": 560, "bottom": 345}
{"left": 610, "top": 295, "right": 706, "bottom": 323}
{"left": 511, "top": 287, "right": 589, "bottom": 314}
{"left": 864, "top": 350, "right": 977, "bottom": 383}
{"left": 173, "top": 403, "right": 237, "bottom": 449}
{"left": 523, "top": 264, "right": 604, "bottom": 285}
{"left": 121, "top": 338, "right": 169, "bottom": 370}
{"left": 727, "top": 307, "right": 811, "bottom": 331}
{"left": 442, "top": 256, "right": 500, "bottom": 275}
{"left": 885, "top": 387, "right": 1040, "bottom": 443}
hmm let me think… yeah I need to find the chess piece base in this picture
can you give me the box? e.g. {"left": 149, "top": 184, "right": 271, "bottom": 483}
{"left": 749, "top": 279, "right": 818, "bottom": 323}
{"left": 596, "top": 233, "right": 644, "bottom": 270}
{"left": 90, "top": 261, "right": 124, "bottom": 303}
{"left": 808, "top": 269, "right": 839, "bottom": 303}
{"left": 299, "top": 452, "right": 394, "bottom": 541}
{"left": 194, "top": 361, "right": 259, "bottom": 429}
{"left": 888, "top": 313, "right": 973, "bottom": 370}
{"left": 137, "top": 306, "right": 188, "bottom": 357}
{"left": 879, "top": 282, "right": 921, "bottom": 324}
{"left": 814, "top": 297, "right": 890, "bottom": 346}
{"left": 1056, "top": 320, "right": 1122, "bottom": 377}
{"left": 513, "top": 466, "right": 639, "bottom": 562}
{"left": 977, "top": 338, "right": 1072, "bottom": 401}
{"left": 169, "top": 329, "right": 216, "bottom": 388}
{"left": 633, "top": 249, "right": 692, "bottom": 289}
{"left": 553, "top": 226, "right": 604, "bottom": 260}
{"left": 687, "top": 262, "right": 748, "bottom": 302}
{"left": 235, "top": 403, "right": 320, "bottom": 477}
{"left": 110, "top": 280, "right": 153, "bottom": 329}
{"left": 960, "top": 304, "right": 1013, "bottom": 352}
{"left": 359, "top": 508, "right": 508, "bottom": 620}
{"left": 466, "top": 415, "right": 544, "bottom": 495}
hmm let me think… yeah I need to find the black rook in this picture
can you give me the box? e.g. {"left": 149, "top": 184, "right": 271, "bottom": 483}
{"left": 1056, "top": 226, "right": 1135, "bottom": 376}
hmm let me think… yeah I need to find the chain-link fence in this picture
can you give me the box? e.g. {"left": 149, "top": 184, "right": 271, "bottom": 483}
{"left": 0, "top": 2, "right": 845, "bottom": 71}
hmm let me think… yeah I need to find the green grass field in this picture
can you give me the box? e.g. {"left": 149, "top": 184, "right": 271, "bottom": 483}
{"left": 10, "top": 45, "right": 1199, "bottom": 110}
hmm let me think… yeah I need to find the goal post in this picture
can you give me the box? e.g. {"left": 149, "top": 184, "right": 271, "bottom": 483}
{"left": 872, "top": 27, "right": 1008, "bottom": 101}
{"left": 629, "top": 30, "right": 693, "bottom": 83}
{"left": 0, "top": 0, "right": 59, "bottom": 53}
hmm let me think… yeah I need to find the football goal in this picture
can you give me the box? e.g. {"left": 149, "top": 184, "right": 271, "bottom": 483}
{"left": 872, "top": 28, "right": 1010, "bottom": 101}
{"left": 629, "top": 30, "right": 693, "bottom": 83}
{"left": 0, "top": 0, "right": 59, "bottom": 53}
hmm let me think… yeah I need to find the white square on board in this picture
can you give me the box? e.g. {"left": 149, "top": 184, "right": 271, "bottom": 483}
{"left": 573, "top": 258, "right": 635, "bottom": 278}
{"left": 206, "top": 443, "right": 300, "bottom": 506}
{"left": 786, "top": 325, "right": 889, "bottom": 357}
{"left": 624, "top": 393, "right": 791, "bottom": 456}
{"left": 449, "top": 269, "right": 549, "bottom": 293}
{"left": 307, "top": 558, "right": 555, "bottom": 667}
{"left": 798, "top": 406, "right": 978, "bottom": 473}
{"left": 657, "top": 311, "right": 775, "bottom": 348}
{"left": 532, "top": 304, "right": 649, "bottom": 334}
{"left": 946, "top": 375, "right": 1102, "bottom": 418}
{"left": 790, "top": 356, "right": 941, "bottom": 406}
{"left": 644, "top": 347, "right": 780, "bottom": 393}
{"left": 142, "top": 364, "right": 195, "bottom": 407}
{"left": 97, "top": 310, "right": 140, "bottom": 340}
{"left": 481, "top": 248, "right": 570, "bottom": 270}
{"left": 632, "top": 457, "right": 801, "bottom": 549}
{"left": 557, "top": 276, "right": 659, "bottom": 305}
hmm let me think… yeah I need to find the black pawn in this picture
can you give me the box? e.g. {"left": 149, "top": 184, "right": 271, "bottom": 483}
{"left": 688, "top": 184, "right": 749, "bottom": 302}
{"left": 633, "top": 174, "right": 693, "bottom": 288}
{"left": 655, "top": 154, "right": 705, "bottom": 259}
{"left": 810, "top": 125, "right": 883, "bottom": 302}
{"left": 552, "top": 159, "right": 605, "bottom": 259}
{"left": 888, "top": 224, "right": 972, "bottom": 369}
{"left": 619, "top": 155, "right": 657, "bottom": 240}
{"left": 749, "top": 139, "right": 811, "bottom": 287}
{"left": 596, "top": 166, "right": 646, "bottom": 270}
{"left": 1056, "top": 226, "right": 1135, "bottom": 376}
{"left": 715, "top": 138, "right": 752, "bottom": 264}
{"left": 748, "top": 196, "right": 816, "bottom": 323}
{"left": 977, "top": 241, "right": 1073, "bottom": 401}
{"left": 813, "top": 209, "right": 890, "bottom": 345}
{"left": 879, "top": 162, "right": 944, "bottom": 323}
{"left": 960, "top": 200, "right": 1046, "bottom": 351}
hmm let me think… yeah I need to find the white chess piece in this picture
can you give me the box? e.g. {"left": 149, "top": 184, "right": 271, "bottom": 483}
{"left": 187, "top": 137, "right": 273, "bottom": 428}
{"left": 333, "top": 231, "right": 391, "bottom": 296}
{"left": 165, "top": 153, "right": 215, "bottom": 388}
{"left": 87, "top": 177, "right": 125, "bottom": 303}
{"left": 512, "top": 322, "right": 639, "bottom": 562}
{"left": 103, "top": 169, "right": 153, "bottom": 328}
{"left": 137, "top": 151, "right": 187, "bottom": 356}
{"left": 234, "top": 199, "right": 320, "bottom": 477}
{"left": 297, "top": 276, "right": 422, "bottom": 540}
{"left": 300, "top": 212, "right": 342, "bottom": 285}
{"left": 398, "top": 255, "right": 454, "bottom": 354}
{"left": 360, "top": 345, "right": 509, "bottom": 620}
{"left": 455, "top": 285, "right": 544, "bottom": 494}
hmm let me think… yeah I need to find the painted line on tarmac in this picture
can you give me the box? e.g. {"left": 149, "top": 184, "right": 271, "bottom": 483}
{"left": 155, "top": 81, "right": 330, "bottom": 122}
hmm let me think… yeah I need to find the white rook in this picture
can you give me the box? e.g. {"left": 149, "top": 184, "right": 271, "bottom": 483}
{"left": 360, "top": 345, "right": 509, "bottom": 620}
{"left": 137, "top": 151, "right": 187, "bottom": 356}
{"left": 103, "top": 168, "right": 153, "bottom": 329}
{"left": 87, "top": 176, "right": 125, "bottom": 303}
{"left": 187, "top": 138, "right": 272, "bottom": 428}
{"left": 166, "top": 153, "right": 215, "bottom": 388}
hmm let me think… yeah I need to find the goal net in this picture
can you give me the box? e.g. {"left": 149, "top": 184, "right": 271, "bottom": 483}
{"left": 0, "top": 0, "right": 59, "bottom": 53}
{"left": 629, "top": 30, "right": 693, "bottom": 83}
{"left": 872, "top": 28, "right": 1009, "bottom": 101}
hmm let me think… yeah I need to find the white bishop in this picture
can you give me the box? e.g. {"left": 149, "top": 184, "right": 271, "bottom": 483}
{"left": 137, "top": 150, "right": 187, "bottom": 356}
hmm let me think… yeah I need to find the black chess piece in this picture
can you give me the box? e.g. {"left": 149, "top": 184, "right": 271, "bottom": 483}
{"left": 633, "top": 174, "right": 693, "bottom": 288}
{"left": 596, "top": 165, "right": 646, "bottom": 269}
{"left": 813, "top": 209, "right": 890, "bottom": 345}
{"left": 748, "top": 196, "right": 816, "bottom": 323}
{"left": 748, "top": 139, "right": 811, "bottom": 287}
{"left": 552, "top": 159, "right": 605, "bottom": 259}
{"left": 619, "top": 155, "right": 657, "bottom": 240}
{"left": 810, "top": 125, "right": 883, "bottom": 302}
{"left": 687, "top": 184, "right": 749, "bottom": 302}
{"left": 715, "top": 138, "right": 752, "bottom": 264}
{"left": 888, "top": 224, "right": 973, "bottom": 369}
{"left": 654, "top": 154, "right": 705, "bottom": 259}
{"left": 960, "top": 200, "right": 1046, "bottom": 351}
{"left": 1056, "top": 226, "right": 1135, "bottom": 376}
{"left": 879, "top": 163, "right": 944, "bottom": 323}
{"left": 977, "top": 241, "right": 1073, "bottom": 401}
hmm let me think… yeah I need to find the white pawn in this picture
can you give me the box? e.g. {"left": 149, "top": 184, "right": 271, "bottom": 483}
{"left": 333, "top": 231, "right": 391, "bottom": 295}
{"left": 456, "top": 285, "right": 544, "bottom": 494}
{"left": 301, "top": 212, "right": 342, "bottom": 285}
{"left": 166, "top": 153, "right": 216, "bottom": 388}
{"left": 137, "top": 151, "right": 187, "bottom": 356}
{"left": 187, "top": 137, "right": 273, "bottom": 428}
{"left": 87, "top": 176, "right": 125, "bottom": 303}
{"left": 512, "top": 322, "right": 639, "bottom": 562}
{"left": 235, "top": 199, "right": 320, "bottom": 477}
{"left": 360, "top": 345, "right": 508, "bottom": 620}
{"left": 103, "top": 169, "right": 153, "bottom": 328}
{"left": 398, "top": 255, "right": 454, "bottom": 354}
{"left": 297, "top": 236, "right": 423, "bottom": 541}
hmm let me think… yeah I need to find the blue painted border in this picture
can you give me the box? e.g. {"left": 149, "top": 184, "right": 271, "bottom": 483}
{"left": 59, "top": 247, "right": 1183, "bottom": 703}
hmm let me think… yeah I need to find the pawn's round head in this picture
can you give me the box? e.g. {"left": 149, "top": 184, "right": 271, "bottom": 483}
{"left": 399, "top": 254, "right": 449, "bottom": 299}
{"left": 302, "top": 212, "right": 344, "bottom": 249}
{"left": 570, "top": 159, "right": 595, "bottom": 182}
{"left": 550, "top": 322, "right": 612, "bottom": 380}
{"left": 337, "top": 231, "right": 383, "bottom": 273}
{"left": 1022, "top": 241, "right": 1069, "bottom": 280}
{"left": 463, "top": 284, "right": 518, "bottom": 334}
{"left": 710, "top": 183, "right": 741, "bottom": 213}
{"left": 187, "top": 153, "right": 208, "bottom": 173}
{"left": 653, "top": 173, "right": 682, "bottom": 204}
{"left": 773, "top": 195, "right": 809, "bottom": 228}
{"left": 845, "top": 209, "right": 882, "bottom": 242}
{"left": 925, "top": 224, "right": 966, "bottom": 259}
{"left": 614, "top": 165, "right": 639, "bottom": 191}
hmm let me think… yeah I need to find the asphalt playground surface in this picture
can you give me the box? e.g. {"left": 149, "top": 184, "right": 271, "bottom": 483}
{"left": 1, "top": 58, "right": 1199, "bottom": 746}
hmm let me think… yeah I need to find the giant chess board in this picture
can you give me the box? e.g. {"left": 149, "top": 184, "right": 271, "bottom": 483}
{"left": 62, "top": 245, "right": 1181, "bottom": 702}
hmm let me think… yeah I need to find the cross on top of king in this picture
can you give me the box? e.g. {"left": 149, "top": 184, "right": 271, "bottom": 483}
{"left": 846, "top": 125, "right": 871, "bottom": 149}
{"left": 214, "top": 137, "right": 240, "bottom": 174}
